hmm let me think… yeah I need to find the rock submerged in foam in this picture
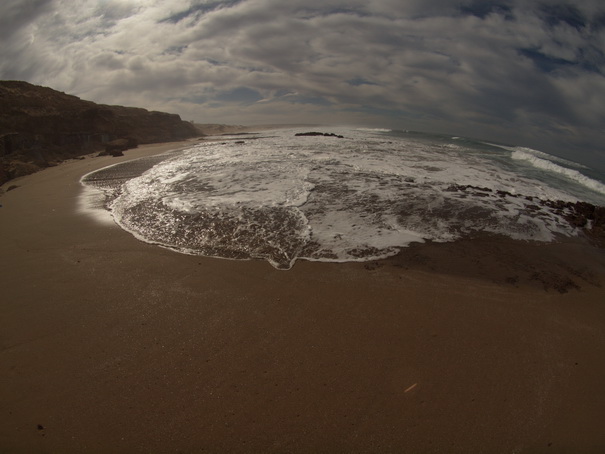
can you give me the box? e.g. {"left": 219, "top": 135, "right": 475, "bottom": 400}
{"left": 444, "top": 183, "right": 605, "bottom": 246}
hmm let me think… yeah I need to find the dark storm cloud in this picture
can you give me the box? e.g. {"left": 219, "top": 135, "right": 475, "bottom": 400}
{"left": 0, "top": 0, "right": 604, "bottom": 165}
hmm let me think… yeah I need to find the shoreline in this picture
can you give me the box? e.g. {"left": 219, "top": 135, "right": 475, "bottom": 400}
{"left": 1, "top": 139, "right": 605, "bottom": 452}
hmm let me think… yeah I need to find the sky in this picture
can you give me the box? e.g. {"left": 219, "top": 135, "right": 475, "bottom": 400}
{"left": 1, "top": 0, "right": 605, "bottom": 168}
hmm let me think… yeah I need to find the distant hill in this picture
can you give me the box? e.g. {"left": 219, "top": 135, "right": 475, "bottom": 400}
{"left": 0, "top": 81, "right": 200, "bottom": 185}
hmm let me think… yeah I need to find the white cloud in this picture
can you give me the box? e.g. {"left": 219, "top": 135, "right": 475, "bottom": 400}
{"left": 1, "top": 0, "right": 605, "bottom": 167}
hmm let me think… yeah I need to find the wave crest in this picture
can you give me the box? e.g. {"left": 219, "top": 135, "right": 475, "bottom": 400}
{"left": 511, "top": 149, "right": 605, "bottom": 195}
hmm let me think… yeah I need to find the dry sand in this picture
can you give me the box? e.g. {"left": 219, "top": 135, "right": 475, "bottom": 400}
{"left": 1, "top": 140, "right": 605, "bottom": 453}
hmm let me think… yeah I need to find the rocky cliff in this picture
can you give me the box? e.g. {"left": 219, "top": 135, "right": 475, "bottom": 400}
{"left": 0, "top": 81, "right": 199, "bottom": 185}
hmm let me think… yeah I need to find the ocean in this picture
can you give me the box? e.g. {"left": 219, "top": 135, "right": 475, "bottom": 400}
{"left": 80, "top": 127, "right": 605, "bottom": 269}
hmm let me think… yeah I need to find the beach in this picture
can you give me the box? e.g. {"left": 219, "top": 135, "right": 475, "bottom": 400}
{"left": 1, "top": 140, "right": 605, "bottom": 453}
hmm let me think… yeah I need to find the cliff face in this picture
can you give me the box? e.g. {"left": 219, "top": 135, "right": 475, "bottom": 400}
{"left": 0, "top": 81, "right": 199, "bottom": 185}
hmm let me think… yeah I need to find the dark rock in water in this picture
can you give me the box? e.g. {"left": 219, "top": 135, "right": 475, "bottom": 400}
{"left": 444, "top": 184, "right": 492, "bottom": 195}
{"left": 562, "top": 201, "right": 605, "bottom": 246}
{"left": 444, "top": 183, "right": 605, "bottom": 247}
{"left": 0, "top": 80, "right": 200, "bottom": 185}
{"left": 444, "top": 184, "right": 461, "bottom": 192}
{"left": 295, "top": 132, "right": 345, "bottom": 138}
{"left": 574, "top": 201, "right": 600, "bottom": 220}
{"left": 568, "top": 213, "right": 588, "bottom": 228}
{"left": 470, "top": 185, "right": 492, "bottom": 192}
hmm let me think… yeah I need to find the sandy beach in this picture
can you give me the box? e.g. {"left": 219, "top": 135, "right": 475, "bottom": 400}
{"left": 1, "top": 140, "right": 605, "bottom": 453}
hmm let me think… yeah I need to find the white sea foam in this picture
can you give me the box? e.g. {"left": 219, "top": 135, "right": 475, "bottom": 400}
{"left": 80, "top": 127, "right": 602, "bottom": 269}
{"left": 76, "top": 184, "right": 116, "bottom": 225}
{"left": 511, "top": 146, "right": 588, "bottom": 169}
{"left": 354, "top": 127, "right": 392, "bottom": 132}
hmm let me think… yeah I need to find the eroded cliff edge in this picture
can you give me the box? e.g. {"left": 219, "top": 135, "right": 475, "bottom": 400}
{"left": 0, "top": 81, "right": 199, "bottom": 185}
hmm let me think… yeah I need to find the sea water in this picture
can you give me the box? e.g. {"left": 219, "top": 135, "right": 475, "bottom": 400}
{"left": 80, "top": 127, "right": 605, "bottom": 269}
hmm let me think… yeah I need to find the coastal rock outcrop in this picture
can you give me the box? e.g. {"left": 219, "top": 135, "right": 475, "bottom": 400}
{"left": 295, "top": 132, "right": 345, "bottom": 138}
{"left": 100, "top": 138, "right": 139, "bottom": 157}
{"left": 0, "top": 80, "right": 199, "bottom": 185}
{"left": 443, "top": 183, "right": 605, "bottom": 246}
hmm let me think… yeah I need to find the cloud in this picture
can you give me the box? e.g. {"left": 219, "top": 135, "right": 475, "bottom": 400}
{"left": 159, "top": 0, "right": 244, "bottom": 24}
{"left": 0, "top": 0, "right": 54, "bottom": 40}
{"left": 1, "top": 0, "right": 604, "bottom": 167}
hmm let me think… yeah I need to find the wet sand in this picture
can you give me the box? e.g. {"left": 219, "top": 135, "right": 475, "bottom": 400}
{"left": 1, "top": 140, "right": 605, "bottom": 453}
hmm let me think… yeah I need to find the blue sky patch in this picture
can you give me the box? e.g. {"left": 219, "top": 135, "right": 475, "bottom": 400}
{"left": 160, "top": 0, "right": 243, "bottom": 24}
{"left": 538, "top": 3, "right": 586, "bottom": 30}
{"left": 459, "top": 1, "right": 513, "bottom": 19}
{"left": 519, "top": 47, "right": 603, "bottom": 74}
{"left": 518, "top": 48, "right": 575, "bottom": 73}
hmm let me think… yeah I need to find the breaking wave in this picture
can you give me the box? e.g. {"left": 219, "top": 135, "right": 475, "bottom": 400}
{"left": 511, "top": 148, "right": 605, "bottom": 196}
